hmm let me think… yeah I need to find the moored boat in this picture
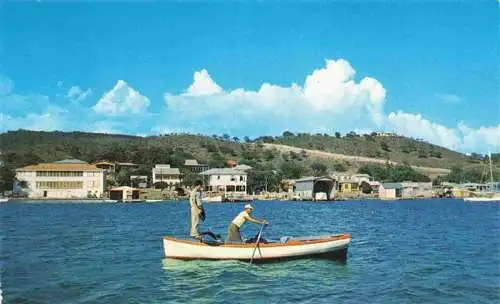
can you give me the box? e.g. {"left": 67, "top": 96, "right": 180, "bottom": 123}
{"left": 163, "top": 233, "right": 351, "bottom": 263}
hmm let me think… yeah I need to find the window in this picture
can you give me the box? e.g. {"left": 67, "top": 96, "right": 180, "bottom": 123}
{"left": 230, "top": 176, "right": 236, "bottom": 182}
{"left": 36, "top": 181, "right": 83, "bottom": 189}
{"left": 36, "top": 171, "right": 83, "bottom": 177}
{"left": 226, "top": 185, "right": 235, "bottom": 192}
{"left": 217, "top": 176, "right": 220, "bottom": 180}
{"left": 240, "top": 176, "right": 244, "bottom": 181}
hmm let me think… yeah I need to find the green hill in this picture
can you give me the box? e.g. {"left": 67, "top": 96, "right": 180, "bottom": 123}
{"left": 0, "top": 130, "right": 498, "bottom": 193}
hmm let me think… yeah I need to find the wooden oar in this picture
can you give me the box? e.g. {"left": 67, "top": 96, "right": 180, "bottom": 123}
{"left": 249, "top": 223, "right": 266, "bottom": 265}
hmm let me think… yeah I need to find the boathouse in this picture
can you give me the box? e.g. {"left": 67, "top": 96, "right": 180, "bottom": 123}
{"left": 379, "top": 183, "right": 403, "bottom": 199}
{"left": 294, "top": 176, "right": 336, "bottom": 201}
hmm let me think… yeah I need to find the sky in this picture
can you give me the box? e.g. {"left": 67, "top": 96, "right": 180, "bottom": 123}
{"left": 0, "top": 1, "right": 498, "bottom": 153}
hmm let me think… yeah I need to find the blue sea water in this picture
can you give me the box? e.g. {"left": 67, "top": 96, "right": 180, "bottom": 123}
{"left": 1, "top": 199, "right": 499, "bottom": 304}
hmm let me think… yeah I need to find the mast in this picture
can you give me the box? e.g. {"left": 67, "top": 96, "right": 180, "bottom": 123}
{"left": 488, "top": 151, "right": 494, "bottom": 186}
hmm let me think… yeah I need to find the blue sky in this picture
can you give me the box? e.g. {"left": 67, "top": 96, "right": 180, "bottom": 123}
{"left": 0, "top": 1, "right": 498, "bottom": 153}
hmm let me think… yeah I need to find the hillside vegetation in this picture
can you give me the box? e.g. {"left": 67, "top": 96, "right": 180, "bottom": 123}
{"left": 1, "top": 130, "right": 498, "bottom": 193}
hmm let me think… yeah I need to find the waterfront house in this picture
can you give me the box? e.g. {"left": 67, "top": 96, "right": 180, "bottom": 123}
{"left": 332, "top": 173, "right": 371, "bottom": 195}
{"left": 401, "top": 182, "right": 433, "bottom": 198}
{"left": 379, "top": 183, "right": 403, "bottom": 199}
{"left": 152, "top": 164, "right": 182, "bottom": 188}
{"left": 183, "top": 159, "right": 209, "bottom": 173}
{"left": 14, "top": 159, "right": 105, "bottom": 199}
{"left": 294, "top": 176, "right": 336, "bottom": 201}
{"left": 200, "top": 168, "right": 247, "bottom": 196}
{"left": 109, "top": 186, "right": 140, "bottom": 201}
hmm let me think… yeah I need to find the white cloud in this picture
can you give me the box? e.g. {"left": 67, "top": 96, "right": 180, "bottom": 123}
{"left": 436, "top": 93, "right": 462, "bottom": 104}
{"left": 66, "top": 86, "right": 92, "bottom": 102}
{"left": 158, "top": 59, "right": 498, "bottom": 153}
{"left": 387, "top": 111, "right": 462, "bottom": 150}
{"left": 90, "top": 121, "right": 122, "bottom": 134}
{"left": 0, "top": 106, "right": 67, "bottom": 132}
{"left": 93, "top": 80, "right": 150, "bottom": 116}
{"left": 458, "top": 122, "right": 500, "bottom": 151}
{"left": 185, "top": 69, "right": 222, "bottom": 96}
{"left": 162, "top": 59, "right": 387, "bottom": 136}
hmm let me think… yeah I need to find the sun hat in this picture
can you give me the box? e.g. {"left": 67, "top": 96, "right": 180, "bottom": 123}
{"left": 244, "top": 204, "right": 254, "bottom": 210}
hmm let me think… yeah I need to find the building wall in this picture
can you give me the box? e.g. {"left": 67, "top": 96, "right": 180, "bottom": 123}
{"left": 207, "top": 174, "right": 247, "bottom": 193}
{"left": 15, "top": 170, "right": 105, "bottom": 198}
{"left": 379, "top": 187, "right": 397, "bottom": 199}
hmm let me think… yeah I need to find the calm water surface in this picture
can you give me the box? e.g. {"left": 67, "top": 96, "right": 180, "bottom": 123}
{"left": 1, "top": 199, "right": 499, "bottom": 303}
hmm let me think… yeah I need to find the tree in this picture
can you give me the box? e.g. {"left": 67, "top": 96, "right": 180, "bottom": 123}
{"left": 232, "top": 136, "right": 240, "bottom": 142}
{"left": 335, "top": 132, "right": 341, "bottom": 139}
{"left": 359, "top": 181, "right": 373, "bottom": 194}
{"left": 282, "top": 130, "right": 295, "bottom": 137}
{"left": 154, "top": 181, "right": 169, "bottom": 190}
{"left": 311, "top": 162, "right": 328, "bottom": 176}
{"left": 380, "top": 142, "right": 391, "bottom": 152}
{"left": 333, "top": 161, "right": 347, "bottom": 172}
{"left": 116, "top": 168, "right": 132, "bottom": 186}
{"left": 222, "top": 134, "right": 231, "bottom": 140}
{"left": 243, "top": 136, "right": 251, "bottom": 143}
{"left": 280, "top": 161, "right": 306, "bottom": 179}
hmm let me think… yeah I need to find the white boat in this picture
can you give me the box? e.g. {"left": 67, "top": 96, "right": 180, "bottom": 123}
{"left": 0, "top": 198, "right": 8, "bottom": 203}
{"left": 464, "top": 152, "right": 499, "bottom": 203}
{"left": 163, "top": 233, "right": 351, "bottom": 263}
{"left": 203, "top": 195, "right": 223, "bottom": 203}
{"left": 464, "top": 194, "right": 500, "bottom": 203}
{"left": 145, "top": 199, "right": 164, "bottom": 202}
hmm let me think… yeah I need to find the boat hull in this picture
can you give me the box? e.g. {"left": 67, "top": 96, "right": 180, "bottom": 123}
{"left": 163, "top": 234, "right": 351, "bottom": 262}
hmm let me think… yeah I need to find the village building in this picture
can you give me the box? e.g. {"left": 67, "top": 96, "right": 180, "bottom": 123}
{"left": 14, "top": 159, "right": 105, "bottom": 199}
{"left": 379, "top": 183, "right": 403, "bottom": 199}
{"left": 331, "top": 173, "right": 371, "bottom": 195}
{"left": 401, "top": 182, "right": 433, "bottom": 198}
{"left": 294, "top": 176, "right": 336, "bottom": 201}
{"left": 109, "top": 186, "right": 140, "bottom": 201}
{"left": 152, "top": 164, "right": 182, "bottom": 188}
{"left": 183, "top": 159, "right": 209, "bottom": 173}
{"left": 200, "top": 168, "right": 247, "bottom": 196}
{"left": 93, "top": 161, "right": 116, "bottom": 174}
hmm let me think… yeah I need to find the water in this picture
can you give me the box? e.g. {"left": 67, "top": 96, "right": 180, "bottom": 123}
{"left": 1, "top": 200, "right": 499, "bottom": 304}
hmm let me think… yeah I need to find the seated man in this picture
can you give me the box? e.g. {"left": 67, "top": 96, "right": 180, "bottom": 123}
{"left": 225, "top": 204, "right": 268, "bottom": 243}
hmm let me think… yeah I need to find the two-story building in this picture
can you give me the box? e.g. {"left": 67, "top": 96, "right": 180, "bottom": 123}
{"left": 152, "top": 164, "right": 182, "bottom": 187}
{"left": 183, "top": 159, "right": 209, "bottom": 173}
{"left": 14, "top": 159, "right": 105, "bottom": 198}
{"left": 200, "top": 168, "right": 247, "bottom": 196}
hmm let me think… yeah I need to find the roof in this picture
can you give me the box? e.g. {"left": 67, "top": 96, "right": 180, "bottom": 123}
{"left": 234, "top": 164, "right": 253, "bottom": 171}
{"left": 116, "top": 162, "right": 138, "bottom": 166}
{"left": 184, "top": 159, "right": 199, "bottom": 166}
{"left": 16, "top": 162, "right": 102, "bottom": 172}
{"left": 93, "top": 161, "right": 115, "bottom": 166}
{"left": 381, "top": 183, "right": 403, "bottom": 189}
{"left": 200, "top": 168, "right": 246, "bottom": 175}
{"left": 54, "top": 159, "right": 88, "bottom": 164}
{"left": 295, "top": 176, "right": 334, "bottom": 183}
{"left": 153, "top": 167, "right": 181, "bottom": 175}
{"left": 110, "top": 186, "right": 140, "bottom": 191}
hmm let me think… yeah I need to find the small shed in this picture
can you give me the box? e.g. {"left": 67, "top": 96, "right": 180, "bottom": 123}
{"left": 379, "top": 183, "right": 403, "bottom": 199}
{"left": 294, "top": 176, "right": 336, "bottom": 201}
{"left": 109, "top": 186, "right": 140, "bottom": 200}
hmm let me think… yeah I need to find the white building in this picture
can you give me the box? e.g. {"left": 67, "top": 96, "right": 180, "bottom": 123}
{"left": 152, "top": 164, "right": 182, "bottom": 187}
{"left": 200, "top": 168, "right": 247, "bottom": 195}
{"left": 14, "top": 159, "right": 105, "bottom": 199}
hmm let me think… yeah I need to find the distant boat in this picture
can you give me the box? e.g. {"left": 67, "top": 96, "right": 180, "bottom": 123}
{"left": 145, "top": 199, "right": 164, "bottom": 202}
{"left": 464, "top": 194, "right": 500, "bottom": 203}
{"left": 0, "top": 198, "right": 8, "bottom": 203}
{"left": 464, "top": 152, "right": 499, "bottom": 203}
{"left": 163, "top": 233, "right": 351, "bottom": 263}
{"left": 119, "top": 199, "right": 145, "bottom": 203}
{"left": 203, "top": 195, "right": 223, "bottom": 203}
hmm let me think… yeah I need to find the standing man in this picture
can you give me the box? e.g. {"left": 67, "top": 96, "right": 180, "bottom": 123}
{"left": 226, "top": 204, "right": 268, "bottom": 243}
{"left": 190, "top": 180, "right": 205, "bottom": 240}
